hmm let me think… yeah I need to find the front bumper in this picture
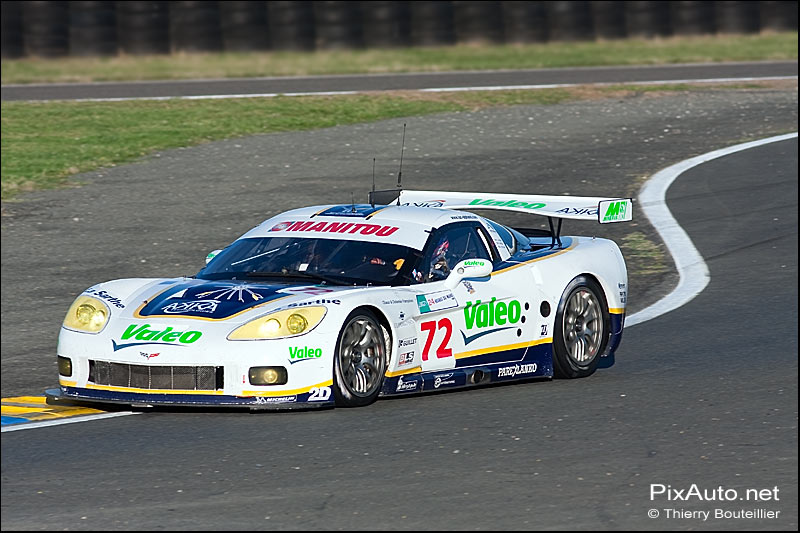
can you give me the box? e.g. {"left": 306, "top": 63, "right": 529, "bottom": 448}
{"left": 46, "top": 386, "right": 331, "bottom": 410}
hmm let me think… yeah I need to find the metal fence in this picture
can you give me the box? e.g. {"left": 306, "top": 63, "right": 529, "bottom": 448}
{"left": 2, "top": 1, "right": 797, "bottom": 59}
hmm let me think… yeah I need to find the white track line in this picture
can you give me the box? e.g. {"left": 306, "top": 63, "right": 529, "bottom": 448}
{"left": 20, "top": 75, "right": 797, "bottom": 103}
{"left": 1, "top": 411, "right": 140, "bottom": 433}
{"left": 625, "top": 132, "right": 798, "bottom": 327}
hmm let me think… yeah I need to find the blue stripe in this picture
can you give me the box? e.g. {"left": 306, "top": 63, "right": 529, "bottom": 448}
{"left": 1, "top": 415, "right": 30, "bottom": 426}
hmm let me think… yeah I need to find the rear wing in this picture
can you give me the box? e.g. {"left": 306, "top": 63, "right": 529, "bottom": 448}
{"left": 393, "top": 190, "right": 633, "bottom": 224}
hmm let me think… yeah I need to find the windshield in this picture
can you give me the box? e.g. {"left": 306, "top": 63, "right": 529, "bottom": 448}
{"left": 197, "top": 237, "right": 419, "bottom": 286}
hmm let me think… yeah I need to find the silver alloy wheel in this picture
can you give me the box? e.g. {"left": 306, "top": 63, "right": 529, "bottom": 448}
{"left": 562, "top": 288, "right": 603, "bottom": 364}
{"left": 338, "top": 315, "right": 386, "bottom": 397}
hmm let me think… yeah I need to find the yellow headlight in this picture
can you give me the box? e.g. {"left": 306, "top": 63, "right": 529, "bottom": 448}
{"left": 229, "top": 306, "right": 327, "bottom": 340}
{"left": 63, "top": 295, "right": 111, "bottom": 333}
{"left": 286, "top": 313, "right": 308, "bottom": 334}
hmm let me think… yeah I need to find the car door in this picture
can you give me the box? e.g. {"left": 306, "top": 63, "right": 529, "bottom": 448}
{"left": 412, "top": 222, "right": 520, "bottom": 373}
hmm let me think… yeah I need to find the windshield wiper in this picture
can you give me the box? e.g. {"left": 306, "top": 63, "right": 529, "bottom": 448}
{"left": 244, "top": 270, "right": 351, "bottom": 286}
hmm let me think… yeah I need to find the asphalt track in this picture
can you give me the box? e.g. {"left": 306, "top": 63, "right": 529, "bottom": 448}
{"left": 1, "top": 70, "right": 798, "bottom": 530}
{"left": 1, "top": 61, "right": 797, "bottom": 101}
{"left": 1, "top": 137, "right": 796, "bottom": 530}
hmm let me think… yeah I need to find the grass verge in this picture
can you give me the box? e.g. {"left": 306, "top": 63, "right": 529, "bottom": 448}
{"left": 1, "top": 33, "right": 796, "bottom": 84}
{"left": 3, "top": 81, "right": 794, "bottom": 201}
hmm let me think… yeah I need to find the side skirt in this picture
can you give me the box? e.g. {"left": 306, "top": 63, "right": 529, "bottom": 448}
{"left": 380, "top": 342, "right": 554, "bottom": 397}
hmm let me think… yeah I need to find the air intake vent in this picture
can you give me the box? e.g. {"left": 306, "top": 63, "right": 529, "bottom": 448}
{"left": 89, "top": 361, "right": 222, "bottom": 390}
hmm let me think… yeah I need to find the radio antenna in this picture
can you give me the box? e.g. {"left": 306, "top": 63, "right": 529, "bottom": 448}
{"left": 396, "top": 123, "right": 406, "bottom": 205}
{"left": 351, "top": 192, "right": 356, "bottom": 213}
{"left": 370, "top": 158, "right": 376, "bottom": 207}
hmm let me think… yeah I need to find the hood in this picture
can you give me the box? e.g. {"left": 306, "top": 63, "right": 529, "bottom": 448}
{"left": 136, "top": 278, "right": 349, "bottom": 320}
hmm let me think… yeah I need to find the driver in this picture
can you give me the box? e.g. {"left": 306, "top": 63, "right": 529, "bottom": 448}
{"left": 427, "top": 238, "right": 450, "bottom": 280}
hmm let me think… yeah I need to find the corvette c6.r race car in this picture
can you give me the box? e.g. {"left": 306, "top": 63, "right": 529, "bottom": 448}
{"left": 47, "top": 190, "right": 632, "bottom": 410}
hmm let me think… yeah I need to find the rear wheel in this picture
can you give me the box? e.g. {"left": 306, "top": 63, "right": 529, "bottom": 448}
{"left": 552, "top": 276, "right": 609, "bottom": 378}
{"left": 332, "top": 309, "right": 388, "bottom": 407}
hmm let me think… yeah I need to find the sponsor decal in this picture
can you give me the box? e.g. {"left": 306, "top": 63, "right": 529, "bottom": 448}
{"left": 395, "top": 375, "right": 420, "bottom": 392}
{"left": 602, "top": 200, "right": 628, "bottom": 222}
{"left": 469, "top": 198, "right": 546, "bottom": 210}
{"left": 449, "top": 214, "right": 477, "bottom": 220}
{"left": 497, "top": 363, "right": 538, "bottom": 378}
{"left": 308, "top": 386, "right": 332, "bottom": 401}
{"left": 196, "top": 285, "right": 265, "bottom": 303}
{"left": 255, "top": 395, "right": 298, "bottom": 404}
{"left": 381, "top": 298, "right": 414, "bottom": 305}
{"left": 270, "top": 221, "right": 293, "bottom": 231}
{"left": 139, "top": 282, "right": 286, "bottom": 320}
{"left": 289, "top": 346, "right": 323, "bottom": 363}
{"left": 416, "top": 290, "right": 458, "bottom": 314}
{"left": 84, "top": 288, "right": 125, "bottom": 309}
{"left": 462, "top": 260, "right": 486, "bottom": 267}
{"left": 139, "top": 352, "right": 160, "bottom": 360}
{"left": 161, "top": 300, "right": 219, "bottom": 314}
{"left": 462, "top": 280, "right": 475, "bottom": 294}
{"left": 402, "top": 200, "right": 445, "bottom": 208}
{"left": 398, "top": 351, "right": 415, "bottom": 366}
{"left": 399, "top": 337, "right": 417, "bottom": 347}
{"left": 555, "top": 207, "right": 599, "bottom": 216}
{"left": 461, "top": 298, "right": 523, "bottom": 345}
{"left": 288, "top": 298, "right": 340, "bottom": 307}
{"left": 113, "top": 324, "right": 202, "bottom": 351}
{"left": 433, "top": 372, "right": 456, "bottom": 389}
{"left": 484, "top": 224, "right": 508, "bottom": 251}
{"left": 271, "top": 220, "right": 399, "bottom": 237}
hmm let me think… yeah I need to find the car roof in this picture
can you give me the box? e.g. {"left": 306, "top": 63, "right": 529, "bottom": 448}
{"left": 239, "top": 203, "right": 488, "bottom": 250}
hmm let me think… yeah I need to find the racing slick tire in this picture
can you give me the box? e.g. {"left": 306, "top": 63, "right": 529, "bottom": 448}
{"left": 552, "top": 275, "right": 610, "bottom": 379}
{"left": 333, "top": 309, "right": 388, "bottom": 407}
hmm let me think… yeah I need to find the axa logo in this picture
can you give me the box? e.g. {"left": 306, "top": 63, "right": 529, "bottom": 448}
{"left": 402, "top": 200, "right": 445, "bottom": 208}
{"left": 462, "top": 298, "right": 524, "bottom": 345}
{"left": 289, "top": 346, "right": 322, "bottom": 363}
{"left": 603, "top": 201, "right": 628, "bottom": 222}
{"left": 556, "top": 207, "right": 598, "bottom": 216}
{"left": 112, "top": 324, "right": 202, "bottom": 351}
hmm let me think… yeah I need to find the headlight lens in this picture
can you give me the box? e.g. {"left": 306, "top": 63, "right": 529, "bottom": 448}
{"left": 228, "top": 306, "right": 327, "bottom": 340}
{"left": 286, "top": 313, "right": 308, "bottom": 334}
{"left": 63, "top": 295, "right": 110, "bottom": 333}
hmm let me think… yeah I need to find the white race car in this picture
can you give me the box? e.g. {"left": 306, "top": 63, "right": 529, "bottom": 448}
{"left": 48, "top": 190, "right": 632, "bottom": 409}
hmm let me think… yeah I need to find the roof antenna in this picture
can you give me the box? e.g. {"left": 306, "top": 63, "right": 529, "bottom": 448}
{"left": 351, "top": 191, "right": 356, "bottom": 213}
{"left": 396, "top": 122, "right": 406, "bottom": 205}
{"left": 370, "top": 157, "right": 376, "bottom": 208}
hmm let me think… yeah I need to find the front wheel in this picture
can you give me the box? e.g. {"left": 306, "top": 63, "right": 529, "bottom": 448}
{"left": 332, "top": 309, "right": 388, "bottom": 407}
{"left": 552, "top": 276, "right": 609, "bottom": 379}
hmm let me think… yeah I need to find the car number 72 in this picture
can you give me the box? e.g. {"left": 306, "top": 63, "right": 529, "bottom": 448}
{"left": 420, "top": 318, "right": 453, "bottom": 360}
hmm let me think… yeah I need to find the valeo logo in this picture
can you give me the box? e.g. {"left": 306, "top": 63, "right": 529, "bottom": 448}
{"left": 464, "top": 298, "right": 523, "bottom": 330}
{"left": 121, "top": 324, "right": 202, "bottom": 344}
{"left": 469, "top": 198, "right": 546, "bottom": 210}
{"left": 603, "top": 200, "right": 628, "bottom": 222}
{"left": 462, "top": 260, "right": 486, "bottom": 267}
{"left": 289, "top": 346, "right": 322, "bottom": 362}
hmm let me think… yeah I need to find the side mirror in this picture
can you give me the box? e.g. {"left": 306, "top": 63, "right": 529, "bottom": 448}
{"left": 205, "top": 249, "right": 222, "bottom": 265}
{"left": 444, "top": 258, "right": 493, "bottom": 289}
